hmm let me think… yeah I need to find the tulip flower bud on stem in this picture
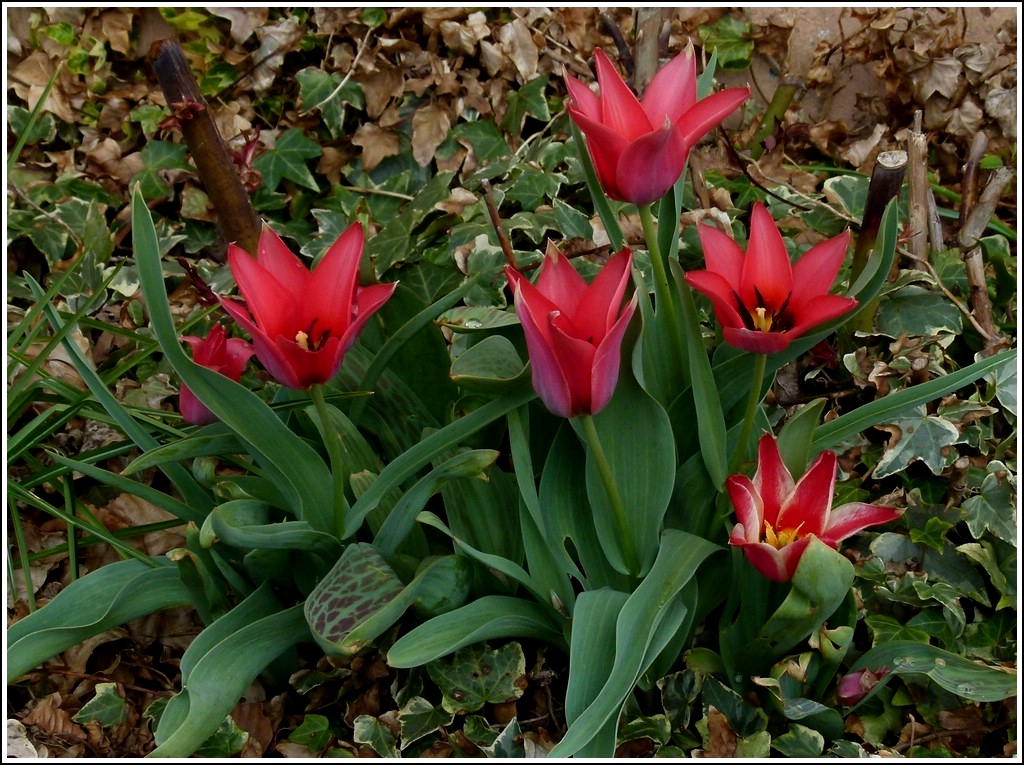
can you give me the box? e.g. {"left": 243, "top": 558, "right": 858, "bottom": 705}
{"left": 152, "top": 39, "right": 262, "bottom": 259}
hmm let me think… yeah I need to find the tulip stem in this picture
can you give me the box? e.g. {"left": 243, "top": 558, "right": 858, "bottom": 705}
{"left": 580, "top": 413, "right": 640, "bottom": 577}
{"left": 310, "top": 383, "right": 349, "bottom": 538}
{"left": 730, "top": 353, "right": 768, "bottom": 475}
{"left": 638, "top": 203, "right": 687, "bottom": 373}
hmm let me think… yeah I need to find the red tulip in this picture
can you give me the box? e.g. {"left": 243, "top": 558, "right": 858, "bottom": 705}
{"left": 219, "top": 223, "right": 397, "bottom": 389}
{"left": 180, "top": 323, "right": 254, "bottom": 425}
{"left": 505, "top": 243, "right": 637, "bottom": 418}
{"left": 565, "top": 46, "right": 749, "bottom": 206}
{"left": 728, "top": 434, "right": 901, "bottom": 582}
{"left": 685, "top": 203, "right": 859, "bottom": 354}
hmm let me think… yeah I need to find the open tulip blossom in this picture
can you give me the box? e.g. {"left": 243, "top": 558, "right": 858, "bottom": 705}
{"left": 505, "top": 243, "right": 637, "bottom": 419}
{"left": 219, "top": 223, "right": 397, "bottom": 389}
{"left": 686, "top": 202, "right": 859, "bottom": 355}
{"left": 728, "top": 433, "right": 902, "bottom": 582}
{"left": 565, "top": 46, "right": 749, "bottom": 206}
{"left": 179, "top": 323, "right": 254, "bottom": 425}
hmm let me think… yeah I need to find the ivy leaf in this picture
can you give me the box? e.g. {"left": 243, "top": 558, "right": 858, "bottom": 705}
{"left": 296, "top": 67, "right": 363, "bottom": 139}
{"left": 697, "top": 15, "right": 754, "bottom": 71}
{"left": 872, "top": 406, "right": 960, "bottom": 479}
{"left": 353, "top": 715, "right": 399, "bottom": 758}
{"left": 909, "top": 515, "right": 954, "bottom": 552}
{"left": 874, "top": 284, "right": 963, "bottom": 338}
{"left": 130, "top": 140, "right": 192, "bottom": 200}
{"left": 502, "top": 75, "right": 550, "bottom": 134}
{"left": 426, "top": 642, "right": 527, "bottom": 715}
{"left": 73, "top": 683, "right": 127, "bottom": 727}
{"left": 253, "top": 128, "right": 322, "bottom": 192}
{"left": 453, "top": 120, "right": 512, "bottom": 164}
{"left": 397, "top": 697, "right": 455, "bottom": 751}
{"left": 961, "top": 460, "right": 1016, "bottom": 544}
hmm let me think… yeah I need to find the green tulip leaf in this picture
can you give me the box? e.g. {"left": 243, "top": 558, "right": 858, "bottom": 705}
{"left": 449, "top": 335, "right": 529, "bottom": 392}
{"left": 7, "top": 558, "right": 190, "bottom": 683}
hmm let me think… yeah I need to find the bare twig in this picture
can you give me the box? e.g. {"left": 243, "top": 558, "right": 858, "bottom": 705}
{"left": 152, "top": 39, "right": 262, "bottom": 259}
{"left": 906, "top": 111, "right": 930, "bottom": 266}
{"left": 959, "top": 166, "right": 1014, "bottom": 347}
{"left": 958, "top": 130, "right": 988, "bottom": 231}
{"left": 480, "top": 179, "right": 518, "bottom": 270}
{"left": 600, "top": 12, "right": 633, "bottom": 79}
{"left": 300, "top": 27, "right": 373, "bottom": 115}
{"left": 851, "top": 149, "right": 907, "bottom": 283}
{"left": 632, "top": 8, "right": 663, "bottom": 96}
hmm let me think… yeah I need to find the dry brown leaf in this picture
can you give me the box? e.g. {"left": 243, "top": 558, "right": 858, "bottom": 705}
{"left": 411, "top": 104, "right": 451, "bottom": 167}
{"left": 358, "top": 67, "right": 405, "bottom": 120}
{"left": 9, "top": 51, "right": 77, "bottom": 122}
{"left": 22, "top": 692, "right": 84, "bottom": 740}
{"left": 436, "top": 187, "right": 477, "bottom": 216}
{"left": 251, "top": 17, "right": 306, "bottom": 93}
{"left": 351, "top": 123, "right": 401, "bottom": 172}
{"left": 705, "top": 706, "right": 738, "bottom": 757}
{"left": 496, "top": 17, "right": 540, "bottom": 81}
{"left": 211, "top": 8, "right": 269, "bottom": 44}
{"left": 96, "top": 9, "right": 134, "bottom": 55}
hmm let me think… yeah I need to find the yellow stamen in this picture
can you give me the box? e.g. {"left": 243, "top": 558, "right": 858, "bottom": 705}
{"left": 752, "top": 306, "right": 774, "bottom": 332}
{"left": 295, "top": 330, "right": 310, "bottom": 350}
{"left": 763, "top": 521, "right": 802, "bottom": 549}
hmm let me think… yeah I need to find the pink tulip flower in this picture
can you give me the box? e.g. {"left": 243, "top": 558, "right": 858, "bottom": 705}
{"left": 180, "top": 323, "right": 254, "bottom": 425}
{"left": 505, "top": 243, "right": 637, "bottom": 418}
{"left": 728, "top": 433, "right": 902, "bottom": 582}
{"left": 836, "top": 667, "right": 890, "bottom": 705}
{"left": 686, "top": 202, "right": 859, "bottom": 354}
{"left": 219, "top": 223, "right": 397, "bottom": 390}
{"left": 565, "top": 46, "right": 749, "bottom": 206}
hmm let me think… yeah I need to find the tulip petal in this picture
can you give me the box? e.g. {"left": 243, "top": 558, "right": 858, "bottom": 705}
{"left": 615, "top": 124, "right": 689, "bottom": 205}
{"left": 592, "top": 47, "right": 651, "bottom": 140}
{"left": 253, "top": 226, "right": 311, "bottom": 298}
{"left": 787, "top": 294, "right": 859, "bottom": 339}
{"left": 179, "top": 384, "right": 216, "bottom": 426}
{"left": 642, "top": 47, "right": 697, "bottom": 126}
{"left": 725, "top": 475, "right": 765, "bottom": 540}
{"left": 752, "top": 433, "right": 795, "bottom": 526}
{"left": 741, "top": 202, "right": 793, "bottom": 310}
{"left": 790, "top": 229, "right": 851, "bottom": 303}
{"left": 548, "top": 311, "right": 599, "bottom": 414}
{"left": 568, "top": 106, "right": 630, "bottom": 200}
{"left": 227, "top": 247, "right": 299, "bottom": 340}
{"left": 536, "top": 242, "right": 588, "bottom": 315}
{"left": 309, "top": 222, "right": 364, "bottom": 331}
{"left": 223, "top": 338, "right": 256, "bottom": 377}
{"left": 697, "top": 223, "right": 747, "bottom": 287}
{"left": 721, "top": 326, "right": 794, "bottom": 355}
{"left": 676, "top": 86, "right": 750, "bottom": 148}
{"left": 776, "top": 449, "right": 837, "bottom": 536}
{"left": 342, "top": 281, "right": 399, "bottom": 353}
{"left": 684, "top": 270, "right": 747, "bottom": 330}
{"left": 565, "top": 72, "right": 601, "bottom": 120}
{"left": 736, "top": 540, "right": 793, "bottom": 582}
{"left": 512, "top": 283, "right": 575, "bottom": 418}
{"left": 576, "top": 247, "right": 632, "bottom": 343}
{"left": 588, "top": 294, "right": 636, "bottom": 414}
{"left": 822, "top": 502, "right": 902, "bottom": 544}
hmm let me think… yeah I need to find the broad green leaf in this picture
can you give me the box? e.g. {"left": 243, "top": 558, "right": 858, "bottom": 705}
{"left": 478, "top": 717, "right": 525, "bottom": 758}
{"left": 961, "top": 460, "right": 1016, "bottom": 544}
{"left": 73, "top": 683, "right": 128, "bottom": 727}
{"left": 864, "top": 614, "right": 931, "bottom": 645}
{"left": 121, "top": 431, "right": 249, "bottom": 474}
{"left": 871, "top": 405, "right": 961, "bottom": 479}
{"left": 958, "top": 539, "right": 1016, "bottom": 611}
{"left": 304, "top": 543, "right": 406, "bottom": 658}
{"left": 7, "top": 559, "right": 189, "bottom": 683}
{"left": 701, "top": 676, "right": 768, "bottom": 737}
{"left": 252, "top": 127, "right": 322, "bottom": 191}
{"left": 353, "top": 715, "right": 399, "bottom": 758}
{"left": 387, "top": 596, "right": 564, "bottom": 668}
{"left": 344, "top": 389, "right": 535, "bottom": 539}
{"left": 372, "top": 449, "right": 499, "bottom": 554}
{"left": 618, "top": 714, "right": 671, "bottom": 748}
{"left": 775, "top": 398, "right": 827, "bottom": 478}
{"left": 194, "top": 715, "right": 249, "bottom": 758}
{"left": 207, "top": 500, "right": 344, "bottom": 559}
{"left": 985, "top": 350, "right": 1017, "bottom": 415}
{"left": 848, "top": 640, "right": 1017, "bottom": 704}
{"left": 822, "top": 174, "right": 869, "bottom": 220}
{"left": 502, "top": 75, "right": 550, "bottom": 133}
{"left": 449, "top": 335, "right": 529, "bottom": 392}
{"left": 581, "top": 365, "right": 676, "bottom": 576}
{"left": 151, "top": 604, "right": 308, "bottom": 758}
{"left": 426, "top": 642, "right": 526, "bottom": 715}
{"left": 551, "top": 530, "right": 720, "bottom": 757}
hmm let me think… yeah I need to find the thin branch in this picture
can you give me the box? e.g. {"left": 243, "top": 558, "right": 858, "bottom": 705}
{"left": 480, "top": 179, "right": 518, "bottom": 270}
